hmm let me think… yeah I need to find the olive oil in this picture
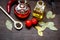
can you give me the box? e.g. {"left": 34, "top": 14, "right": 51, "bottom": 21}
{"left": 33, "top": 1, "right": 45, "bottom": 21}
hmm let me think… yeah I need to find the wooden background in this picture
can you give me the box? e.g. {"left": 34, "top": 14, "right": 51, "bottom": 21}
{"left": 0, "top": 0, "right": 60, "bottom": 40}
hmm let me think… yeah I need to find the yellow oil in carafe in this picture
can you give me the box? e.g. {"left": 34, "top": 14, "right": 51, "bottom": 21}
{"left": 33, "top": 10, "right": 44, "bottom": 21}
{"left": 33, "top": 1, "right": 45, "bottom": 21}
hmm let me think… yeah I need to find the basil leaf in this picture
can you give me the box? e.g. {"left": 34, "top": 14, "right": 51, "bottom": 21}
{"left": 48, "top": 26, "right": 58, "bottom": 30}
{"left": 51, "top": 14, "right": 56, "bottom": 19}
{"left": 38, "top": 31, "right": 43, "bottom": 36}
{"left": 5, "top": 20, "right": 13, "bottom": 31}
{"left": 47, "top": 22, "right": 58, "bottom": 30}
{"left": 39, "top": 22, "right": 46, "bottom": 26}
{"left": 46, "top": 11, "right": 53, "bottom": 19}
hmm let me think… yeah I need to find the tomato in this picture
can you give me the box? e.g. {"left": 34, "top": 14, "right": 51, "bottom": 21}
{"left": 31, "top": 18, "right": 38, "bottom": 25}
{"left": 25, "top": 18, "right": 38, "bottom": 28}
{"left": 25, "top": 20, "right": 32, "bottom": 28}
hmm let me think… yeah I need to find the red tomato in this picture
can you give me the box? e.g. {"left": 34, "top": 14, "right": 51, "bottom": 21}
{"left": 31, "top": 18, "right": 38, "bottom": 25}
{"left": 25, "top": 20, "right": 32, "bottom": 28}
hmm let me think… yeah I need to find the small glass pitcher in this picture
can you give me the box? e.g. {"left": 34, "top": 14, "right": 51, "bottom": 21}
{"left": 33, "top": 1, "right": 45, "bottom": 21}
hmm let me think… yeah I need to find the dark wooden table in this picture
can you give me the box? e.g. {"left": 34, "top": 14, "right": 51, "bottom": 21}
{"left": 0, "top": 0, "right": 60, "bottom": 40}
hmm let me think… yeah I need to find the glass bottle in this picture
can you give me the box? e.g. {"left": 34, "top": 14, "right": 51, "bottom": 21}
{"left": 33, "top": 1, "right": 45, "bottom": 21}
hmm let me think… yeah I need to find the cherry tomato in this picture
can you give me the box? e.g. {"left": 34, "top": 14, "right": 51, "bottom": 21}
{"left": 25, "top": 20, "right": 32, "bottom": 28}
{"left": 31, "top": 18, "right": 38, "bottom": 25}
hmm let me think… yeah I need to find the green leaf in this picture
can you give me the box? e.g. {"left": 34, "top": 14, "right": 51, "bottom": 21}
{"left": 47, "top": 22, "right": 58, "bottom": 30}
{"left": 46, "top": 11, "right": 56, "bottom": 19}
{"left": 38, "top": 31, "right": 43, "bottom": 36}
{"left": 47, "top": 22, "right": 54, "bottom": 26}
{"left": 5, "top": 20, "right": 13, "bottom": 31}
{"left": 48, "top": 26, "right": 58, "bottom": 30}
{"left": 51, "top": 14, "right": 56, "bottom": 19}
{"left": 39, "top": 22, "right": 48, "bottom": 31}
{"left": 46, "top": 11, "right": 52, "bottom": 19}
{"left": 41, "top": 25, "right": 47, "bottom": 31}
{"left": 39, "top": 22, "right": 58, "bottom": 31}
{"left": 39, "top": 22, "right": 46, "bottom": 26}
{"left": 35, "top": 26, "right": 42, "bottom": 31}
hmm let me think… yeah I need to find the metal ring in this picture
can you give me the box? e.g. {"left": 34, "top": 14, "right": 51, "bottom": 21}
{"left": 14, "top": 21, "right": 23, "bottom": 30}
